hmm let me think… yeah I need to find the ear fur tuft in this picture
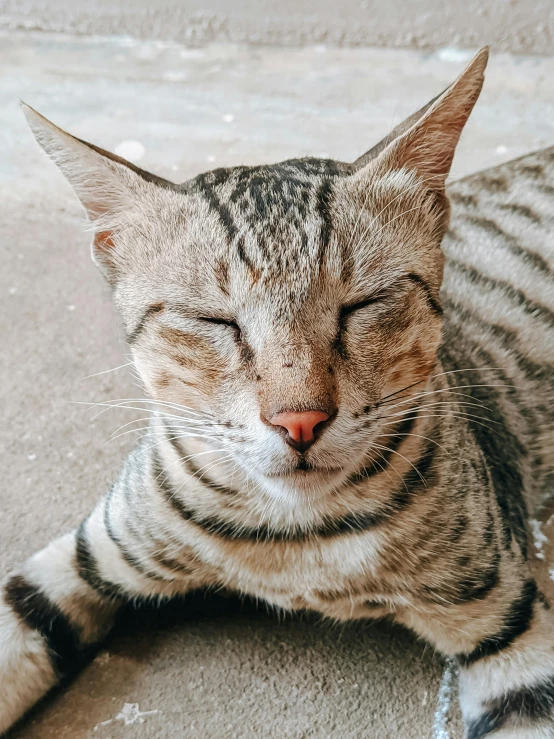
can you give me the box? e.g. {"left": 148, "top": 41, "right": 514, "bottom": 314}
{"left": 22, "top": 103, "right": 172, "bottom": 279}
{"left": 357, "top": 48, "right": 489, "bottom": 187}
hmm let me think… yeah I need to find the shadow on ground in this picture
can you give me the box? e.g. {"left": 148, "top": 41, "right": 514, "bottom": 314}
{"left": 9, "top": 593, "right": 453, "bottom": 739}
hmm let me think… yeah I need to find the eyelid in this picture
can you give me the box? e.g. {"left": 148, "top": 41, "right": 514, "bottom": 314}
{"left": 341, "top": 294, "right": 388, "bottom": 316}
{"left": 197, "top": 316, "right": 238, "bottom": 326}
{"left": 166, "top": 304, "right": 237, "bottom": 325}
{"left": 196, "top": 316, "right": 242, "bottom": 336}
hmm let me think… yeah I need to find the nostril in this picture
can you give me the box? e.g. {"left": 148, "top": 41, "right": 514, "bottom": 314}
{"left": 268, "top": 410, "right": 330, "bottom": 445}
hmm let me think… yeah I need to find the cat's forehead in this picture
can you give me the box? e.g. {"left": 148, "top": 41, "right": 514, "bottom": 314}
{"left": 188, "top": 157, "right": 352, "bottom": 193}
{"left": 175, "top": 158, "right": 354, "bottom": 290}
{"left": 130, "top": 156, "right": 432, "bottom": 317}
{"left": 186, "top": 158, "right": 351, "bottom": 226}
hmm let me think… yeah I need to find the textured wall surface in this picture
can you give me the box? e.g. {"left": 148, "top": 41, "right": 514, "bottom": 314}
{"left": 0, "top": 0, "right": 553, "bottom": 53}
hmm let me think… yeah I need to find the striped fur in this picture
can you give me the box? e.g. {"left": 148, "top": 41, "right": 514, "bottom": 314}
{"left": 3, "top": 49, "right": 554, "bottom": 736}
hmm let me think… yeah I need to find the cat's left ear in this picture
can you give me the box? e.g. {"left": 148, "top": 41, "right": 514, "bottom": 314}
{"left": 358, "top": 48, "right": 489, "bottom": 189}
{"left": 22, "top": 104, "right": 173, "bottom": 281}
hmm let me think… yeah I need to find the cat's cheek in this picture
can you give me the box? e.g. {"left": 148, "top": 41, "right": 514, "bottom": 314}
{"left": 381, "top": 329, "right": 442, "bottom": 399}
{"left": 129, "top": 348, "right": 212, "bottom": 407}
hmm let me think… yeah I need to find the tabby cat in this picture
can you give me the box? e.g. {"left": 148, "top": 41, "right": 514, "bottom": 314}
{"left": 2, "top": 48, "right": 554, "bottom": 738}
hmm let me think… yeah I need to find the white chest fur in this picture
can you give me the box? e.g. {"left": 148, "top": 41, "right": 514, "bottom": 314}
{"left": 192, "top": 529, "right": 396, "bottom": 620}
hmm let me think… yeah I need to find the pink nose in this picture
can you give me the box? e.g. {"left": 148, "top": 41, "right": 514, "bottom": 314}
{"left": 269, "top": 410, "right": 330, "bottom": 444}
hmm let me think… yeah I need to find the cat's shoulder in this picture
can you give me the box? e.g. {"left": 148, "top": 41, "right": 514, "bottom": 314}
{"left": 448, "top": 146, "right": 554, "bottom": 208}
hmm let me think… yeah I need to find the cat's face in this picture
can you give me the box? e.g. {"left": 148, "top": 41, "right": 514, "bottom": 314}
{"left": 24, "top": 49, "right": 487, "bottom": 505}
{"left": 117, "top": 161, "right": 445, "bottom": 500}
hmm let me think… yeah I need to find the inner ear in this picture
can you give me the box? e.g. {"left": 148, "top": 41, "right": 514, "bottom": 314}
{"left": 93, "top": 231, "right": 117, "bottom": 266}
{"left": 22, "top": 104, "right": 175, "bottom": 281}
{"left": 359, "top": 48, "right": 488, "bottom": 190}
{"left": 354, "top": 91, "right": 442, "bottom": 169}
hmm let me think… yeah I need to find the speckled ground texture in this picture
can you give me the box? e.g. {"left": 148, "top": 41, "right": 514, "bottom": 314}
{"left": 2, "top": 27, "right": 554, "bottom": 739}
{"left": 0, "top": 0, "right": 553, "bottom": 54}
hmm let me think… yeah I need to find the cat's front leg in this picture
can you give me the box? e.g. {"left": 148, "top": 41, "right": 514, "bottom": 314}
{"left": 0, "top": 491, "right": 199, "bottom": 735}
{"left": 457, "top": 581, "right": 554, "bottom": 738}
{"left": 404, "top": 577, "right": 554, "bottom": 738}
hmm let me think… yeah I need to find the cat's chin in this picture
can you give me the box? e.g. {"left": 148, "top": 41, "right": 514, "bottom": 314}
{"left": 262, "top": 466, "right": 346, "bottom": 494}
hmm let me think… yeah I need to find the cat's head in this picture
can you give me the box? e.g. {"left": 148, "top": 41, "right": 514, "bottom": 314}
{"left": 24, "top": 49, "right": 487, "bottom": 506}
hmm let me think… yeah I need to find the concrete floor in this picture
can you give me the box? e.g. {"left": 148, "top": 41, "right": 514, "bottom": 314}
{"left": 2, "top": 31, "right": 554, "bottom": 739}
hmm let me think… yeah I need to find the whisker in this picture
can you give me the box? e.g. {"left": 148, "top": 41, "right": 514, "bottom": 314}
{"left": 153, "top": 447, "right": 230, "bottom": 484}
{"left": 109, "top": 426, "right": 221, "bottom": 444}
{"left": 377, "top": 385, "right": 508, "bottom": 412}
{"left": 378, "top": 400, "right": 493, "bottom": 418}
{"left": 382, "top": 404, "right": 498, "bottom": 425}
{"left": 381, "top": 383, "right": 509, "bottom": 406}
{"left": 170, "top": 456, "right": 235, "bottom": 500}
{"left": 374, "top": 431, "right": 448, "bottom": 454}
{"left": 73, "top": 401, "right": 209, "bottom": 425}
{"left": 108, "top": 415, "right": 217, "bottom": 438}
{"left": 72, "top": 397, "right": 207, "bottom": 420}
{"left": 82, "top": 362, "right": 134, "bottom": 380}
{"left": 377, "top": 413, "right": 497, "bottom": 434}
{"left": 370, "top": 443, "right": 428, "bottom": 487}
{"left": 380, "top": 405, "right": 495, "bottom": 426}
{"left": 377, "top": 369, "right": 512, "bottom": 408}
{"left": 379, "top": 376, "right": 429, "bottom": 404}
{"left": 432, "top": 366, "right": 509, "bottom": 379}
{"left": 367, "top": 450, "right": 404, "bottom": 488}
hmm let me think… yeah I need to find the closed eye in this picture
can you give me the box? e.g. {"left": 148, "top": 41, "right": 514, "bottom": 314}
{"left": 197, "top": 316, "right": 242, "bottom": 338}
{"left": 340, "top": 294, "right": 389, "bottom": 318}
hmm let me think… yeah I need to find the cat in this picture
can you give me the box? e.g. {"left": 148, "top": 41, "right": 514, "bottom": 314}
{"left": 2, "top": 46, "right": 554, "bottom": 738}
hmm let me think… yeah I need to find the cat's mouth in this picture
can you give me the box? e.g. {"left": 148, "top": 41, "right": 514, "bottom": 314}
{"left": 266, "top": 462, "right": 344, "bottom": 479}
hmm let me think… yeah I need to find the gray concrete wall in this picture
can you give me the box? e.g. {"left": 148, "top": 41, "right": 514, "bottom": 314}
{"left": 0, "top": 0, "right": 553, "bottom": 54}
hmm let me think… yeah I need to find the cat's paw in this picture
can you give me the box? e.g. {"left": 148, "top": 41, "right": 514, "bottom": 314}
{"left": 0, "top": 588, "right": 57, "bottom": 734}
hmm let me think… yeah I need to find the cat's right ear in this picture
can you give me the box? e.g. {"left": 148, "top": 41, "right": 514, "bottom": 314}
{"left": 353, "top": 48, "right": 488, "bottom": 182}
{"left": 22, "top": 104, "right": 173, "bottom": 282}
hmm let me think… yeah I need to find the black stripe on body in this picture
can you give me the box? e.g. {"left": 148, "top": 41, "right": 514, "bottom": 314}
{"left": 75, "top": 520, "right": 128, "bottom": 600}
{"left": 148, "top": 552, "right": 195, "bottom": 575}
{"left": 449, "top": 191, "right": 478, "bottom": 209}
{"left": 440, "top": 313, "right": 537, "bottom": 558}
{"left": 421, "top": 458, "right": 502, "bottom": 605}
{"left": 443, "top": 331, "right": 545, "bottom": 489}
{"left": 458, "top": 579, "right": 537, "bottom": 667}
{"left": 441, "top": 555, "right": 499, "bottom": 604}
{"left": 184, "top": 456, "right": 238, "bottom": 496}
{"left": 103, "top": 487, "right": 166, "bottom": 582}
{"left": 406, "top": 273, "right": 443, "bottom": 315}
{"left": 539, "top": 182, "right": 554, "bottom": 198}
{"left": 236, "top": 235, "right": 258, "bottom": 274}
{"left": 4, "top": 575, "right": 86, "bottom": 677}
{"left": 448, "top": 258, "right": 554, "bottom": 329}
{"left": 466, "top": 675, "right": 554, "bottom": 739}
{"left": 423, "top": 529, "right": 500, "bottom": 606}
{"left": 458, "top": 215, "right": 553, "bottom": 279}
{"left": 444, "top": 298, "right": 554, "bottom": 392}
{"left": 349, "top": 411, "right": 418, "bottom": 483}
{"left": 497, "top": 202, "right": 542, "bottom": 225}
{"left": 152, "top": 430, "right": 438, "bottom": 543}
{"left": 538, "top": 590, "right": 551, "bottom": 610}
